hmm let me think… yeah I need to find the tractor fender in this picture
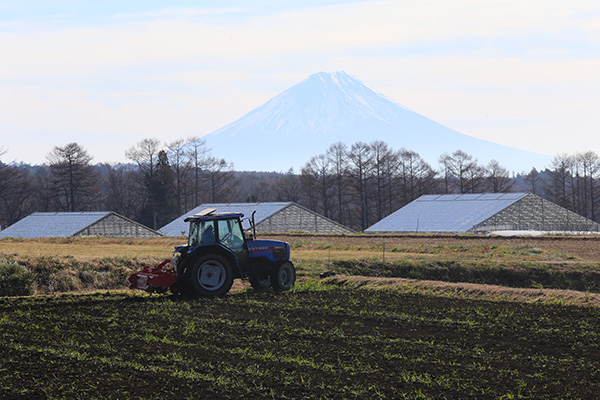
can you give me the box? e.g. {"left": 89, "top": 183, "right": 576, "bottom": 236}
{"left": 173, "top": 245, "right": 187, "bottom": 254}
{"left": 183, "top": 244, "right": 243, "bottom": 279}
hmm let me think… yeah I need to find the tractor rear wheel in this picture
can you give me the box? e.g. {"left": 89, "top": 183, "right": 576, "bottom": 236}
{"left": 271, "top": 261, "right": 296, "bottom": 291}
{"left": 190, "top": 254, "right": 233, "bottom": 296}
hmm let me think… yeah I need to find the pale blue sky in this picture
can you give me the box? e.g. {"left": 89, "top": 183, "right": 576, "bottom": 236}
{"left": 1, "top": 1, "right": 599, "bottom": 166}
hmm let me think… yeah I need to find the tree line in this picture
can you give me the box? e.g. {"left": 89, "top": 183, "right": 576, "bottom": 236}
{"left": 530, "top": 151, "right": 600, "bottom": 223}
{"left": 0, "top": 138, "right": 236, "bottom": 231}
{"left": 0, "top": 140, "right": 598, "bottom": 232}
{"left": 295, "top": 142, "right": 513, "bottom": 230}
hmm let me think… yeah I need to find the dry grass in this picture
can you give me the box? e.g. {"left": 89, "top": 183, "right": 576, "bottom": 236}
{"left": 3, "top": 234, "right": 600, "bottom": 297}
{"left": 3, "top": 234, "right": 599, "bottom": 265}
{"left": 273, "top": 233, "right": 600, "bottom": 263}
{"left": 324, "top": 275, "right": 600, "bottom": 307}
{"left": 0, "top": 237, "right": 184, "bottom": 262}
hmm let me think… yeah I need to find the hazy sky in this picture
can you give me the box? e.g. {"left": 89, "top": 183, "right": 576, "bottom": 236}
{"left": 1, "top": 1, "right": 599, "bottom": 166}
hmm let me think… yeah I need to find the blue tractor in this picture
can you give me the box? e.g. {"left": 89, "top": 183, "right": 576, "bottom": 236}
{"left": 128, "top": 208, "right": 296, "bottom": 296}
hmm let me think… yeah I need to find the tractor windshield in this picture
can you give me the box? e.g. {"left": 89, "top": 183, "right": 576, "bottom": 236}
{"left": 217, "top": 218, "right": 245, "bottom": 251}
{"left": 188, "top": 220, "right": 216, "bottom": 246}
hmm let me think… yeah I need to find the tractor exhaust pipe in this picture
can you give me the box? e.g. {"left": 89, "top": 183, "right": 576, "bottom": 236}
{"left": 251, "top": 210, "right": 257, "bottom": 240}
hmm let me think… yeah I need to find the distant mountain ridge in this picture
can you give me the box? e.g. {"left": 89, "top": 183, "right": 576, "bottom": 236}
{"left": 203, "top": 71, "right": 550, "bottom": 173}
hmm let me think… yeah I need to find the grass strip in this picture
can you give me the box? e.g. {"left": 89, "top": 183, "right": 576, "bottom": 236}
{"left": 330, "top": 259, "right": 600, "bottom": 292}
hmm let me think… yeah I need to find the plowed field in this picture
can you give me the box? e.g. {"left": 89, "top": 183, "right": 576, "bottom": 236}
{"left": 1, "top": 284, "right": 599, "bottom": 399}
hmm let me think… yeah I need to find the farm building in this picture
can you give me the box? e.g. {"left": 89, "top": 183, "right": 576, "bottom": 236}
{"left": 160, "top": 202, "right": 354, "bottom": 236}
{"left": 0, "top": 212, "right": 161, "bottom": 239}
{"left": 365, "top": 193, "right": 599, "bottom": 234}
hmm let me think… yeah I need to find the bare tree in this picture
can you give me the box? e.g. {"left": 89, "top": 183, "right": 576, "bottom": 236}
{"left": 166, "top": 138, "right": 191, "bottom": 215}
{"left": 125, "top": 138, "right": 162, "bottom": 180}
{"left": 438, "top": 153, "right": 453, "bottom": 194}
{"left": 439, "top": 150, "right": 480, "bottom": 193}
{"left": 347, "top": 142, "right": 373, "bottom": 231}
{"left": 186, "top": 137, "right": 210, "bottom": 207}
{"left": 101, "top": 163, "right": 140, "bottom": 219}
{"left": 125, "top": 138, "right": 166, "bottom": 228}
{"left": 204, "top": 157, "right": 237, "bottom": 203}
{"left": 575, "top": 151, "right": 600, "bottom": 220}
{"left": 568, "top": 154, "right": 581, "bottom": 215}
{"left": 485, "top": 160, "right": 513, "bottom": 193}
{"left": 383, "top": 148, "right": 401, "bottom": 214}
{"left": 370, "top": 140, "right": 395, "bottom": 221}
{"left": 398, "top": 149, "right": 436, "bottom": 204}
{"left": 31, "top": 167, "right": 54, "bottom": 212}
{"left": 276, "top": 168, "right": 302, "bottom": 203}
{"left": 299, "top": 166, "right": 318, "bottom": 211}
{"left": 243, "top": 174, "right": 276, "bottom": 203}
{"left": 0, "top": 153, "right": 34, "bottom": 228}
{"left": 524, "top": 168, "right": 541, "bottom": 195}
{"left": 327, "top": 142, "right": 349, "bottom": 224}
{"left": 545, "top": 153, "right": 572, "bottom": 209}
{"left": 46, "top": 142, "right": 98, "bottom": 211}
{"left": 300, "top": 154, "right": 334, "bottom": 218}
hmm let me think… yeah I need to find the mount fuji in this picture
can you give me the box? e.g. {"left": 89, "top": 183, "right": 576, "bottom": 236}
{"left": 202, "top": 71, "right": 550, "bottom": 173}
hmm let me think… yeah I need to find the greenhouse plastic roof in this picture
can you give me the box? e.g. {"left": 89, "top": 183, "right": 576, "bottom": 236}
{"left": 0, "top": 212, "right": 112, "bottom": 239}
{"left": 365, "top": 193, "right": 528, "bottom": 233}
{"left": 159, "top": 202, "right": 294, "bottom": 236}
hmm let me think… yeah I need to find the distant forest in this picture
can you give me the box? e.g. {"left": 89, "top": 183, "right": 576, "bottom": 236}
{"left": 0, "top": 138, "right": 597, "bottom": 232}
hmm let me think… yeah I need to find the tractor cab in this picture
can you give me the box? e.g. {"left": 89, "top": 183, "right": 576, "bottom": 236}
{"left": 185, "top": 209, "right": 249, "bottom": 267}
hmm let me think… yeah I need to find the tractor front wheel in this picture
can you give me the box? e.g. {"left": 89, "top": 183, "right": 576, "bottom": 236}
{"left": 271, "top": 261, "right": 296, "bottom": 291}
{"left": 190, "top": 254, "right": 233, "bottom": 297}
{"left": 249, "top": 274, "right": 271, "bottom": 291}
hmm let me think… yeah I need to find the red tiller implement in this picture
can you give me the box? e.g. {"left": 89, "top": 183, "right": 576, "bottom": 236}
{"left": 128, "top": 259, "right": 177, "bottom": 293}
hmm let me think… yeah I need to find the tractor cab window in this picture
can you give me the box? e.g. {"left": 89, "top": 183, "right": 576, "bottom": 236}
{"left": 217, "top": 219, "right": 245, "bottom": 251}
{"left": 189, "top": 221, "right": 216, "bottom": 246}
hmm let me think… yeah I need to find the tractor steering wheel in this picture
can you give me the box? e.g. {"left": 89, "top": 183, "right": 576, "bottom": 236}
{"left": 221, "top": 232, "right": 232, "bottom": 243}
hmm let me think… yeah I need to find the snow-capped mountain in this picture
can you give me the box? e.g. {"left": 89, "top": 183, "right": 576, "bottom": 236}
{"left": 203, "top": 71, "right": 550, "bottom": 173}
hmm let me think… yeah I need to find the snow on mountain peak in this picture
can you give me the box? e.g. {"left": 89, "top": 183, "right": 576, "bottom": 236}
{"left": 210, "top": 71, "right": 406, "bottom": 138}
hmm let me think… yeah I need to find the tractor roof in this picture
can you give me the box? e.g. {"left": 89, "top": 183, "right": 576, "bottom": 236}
{"left": 184, "top": 208, "right": 244, "bottom": 222}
